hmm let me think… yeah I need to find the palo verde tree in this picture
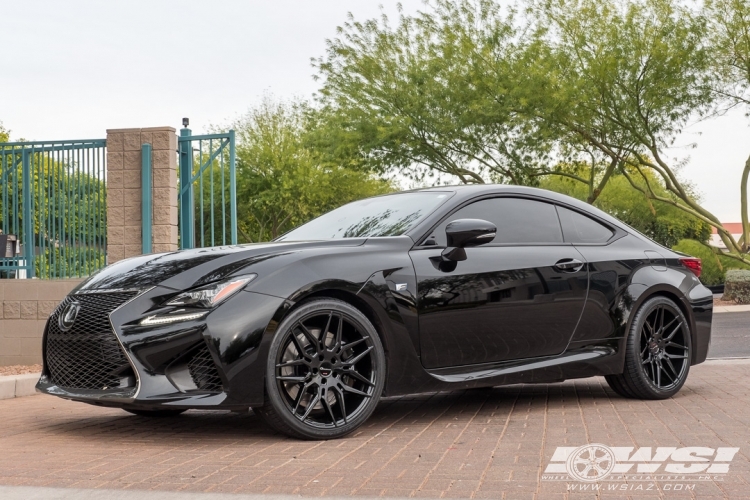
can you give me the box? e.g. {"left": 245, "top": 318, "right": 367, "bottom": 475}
{"left": 525, "top": 0, "right": 750, "bottom": 263}
{"left": 706, "top": 0, "right": 750, "bottom": 253}
{"left": 312, "top": 0, "right": 680, "bottom": 204}
{"left": 312, "top": 0, "right": 553, "bottom": 185}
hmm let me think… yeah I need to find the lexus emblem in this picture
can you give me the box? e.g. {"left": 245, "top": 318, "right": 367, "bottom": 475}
{"left": 58, "top": 302, "right": 81, "bottom": 331}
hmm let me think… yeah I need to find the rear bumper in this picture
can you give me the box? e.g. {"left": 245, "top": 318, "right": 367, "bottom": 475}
{"left": 688, "top": 284, "right": 713, "bottom": 365}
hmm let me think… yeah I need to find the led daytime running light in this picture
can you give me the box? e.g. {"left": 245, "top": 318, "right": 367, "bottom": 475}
{"left": 141, "top": 311, "right": 208, "bottom": 326}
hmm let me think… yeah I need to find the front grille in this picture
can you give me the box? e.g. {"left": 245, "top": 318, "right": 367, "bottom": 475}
{"left": 187, "top": 343, "right": 223, "bottom": 392}
{"left": 45, "top": 291, "right": 138, "bottom": 391}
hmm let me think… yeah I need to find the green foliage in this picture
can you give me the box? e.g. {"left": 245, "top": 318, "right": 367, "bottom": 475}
{"left": 525, "top": 0, "right": 714, "bottom": 153}
{"left": 312, "top": 0, "right": 552, "bottom": 185}
{"left": 706, "top": 0, "right": 750, "bottom": 108}
{"left": 724, "top": 269, "right": 750, "bottom": 303}
{"left": 231, "top": 97, "right": 392, "bottom": 243}
{"left": 540, "top": 169, "right": 711, "bottom": 248}
{"left": 706, "top": 0, "right": 750, "bottom": 255}
{"left": 0, "top": 123, "right": 8, "bottom": 143}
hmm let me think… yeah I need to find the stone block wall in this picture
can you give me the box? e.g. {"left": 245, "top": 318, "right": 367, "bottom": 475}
{"left": 106, "top": 127, "right": 178, "bottom": 264}
{"left": 0, "top": 280, "right": 82, "bottom": 366}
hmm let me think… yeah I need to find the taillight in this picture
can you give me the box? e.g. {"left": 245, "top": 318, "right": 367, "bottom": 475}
{"left": 679, "top": 257, "right": 702, "bottom": 278}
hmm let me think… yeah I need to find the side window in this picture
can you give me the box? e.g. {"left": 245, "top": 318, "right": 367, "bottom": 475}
{"left": 557, "top": 206, "right": 614, "bottom": 244}
{"left": 429, "top": 198, "right": 564, "bottom": 246}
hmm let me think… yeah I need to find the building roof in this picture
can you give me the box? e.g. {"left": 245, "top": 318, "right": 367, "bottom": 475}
{"left": 711, "top": 223, "right": 744, "bottom": 234}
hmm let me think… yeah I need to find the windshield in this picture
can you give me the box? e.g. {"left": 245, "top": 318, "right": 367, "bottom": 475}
{"left": 278, "top": 192, "right": 451, "bottom": 241}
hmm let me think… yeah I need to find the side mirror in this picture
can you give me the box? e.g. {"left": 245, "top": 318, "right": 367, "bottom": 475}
{"left": 441, "top": 219, "right": 496, "bottom": 261}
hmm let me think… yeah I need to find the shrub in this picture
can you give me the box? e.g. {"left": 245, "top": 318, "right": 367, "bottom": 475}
{"left": 671, "top": 239, "right": 750, "bottom": 286}
{"left": 724, "top": 270, "right": 750, "bottom": 304}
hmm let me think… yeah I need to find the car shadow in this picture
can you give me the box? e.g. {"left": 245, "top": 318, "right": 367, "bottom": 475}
{"left": 35, "top": 380, "right": 663, "bottom": 442}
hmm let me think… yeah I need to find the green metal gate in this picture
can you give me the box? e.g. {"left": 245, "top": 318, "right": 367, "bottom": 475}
{"left": 178, "top": 128, "right": 237, "bottom": 249}
{"left": 0, "top": 139, "right": 107, "bottom": 279}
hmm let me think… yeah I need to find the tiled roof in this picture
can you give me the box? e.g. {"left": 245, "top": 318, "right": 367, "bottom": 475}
{"left": 711, "top": 223, "right": 744, "bottom": 234}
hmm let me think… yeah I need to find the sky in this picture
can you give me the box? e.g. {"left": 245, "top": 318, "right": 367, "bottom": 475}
{"left": 1, "top": 0, "right": 748, "bottom": 222}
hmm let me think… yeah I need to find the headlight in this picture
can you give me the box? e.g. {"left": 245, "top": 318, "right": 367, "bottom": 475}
{"left": 166, "top": 274, "right": 257, "bottom": 308}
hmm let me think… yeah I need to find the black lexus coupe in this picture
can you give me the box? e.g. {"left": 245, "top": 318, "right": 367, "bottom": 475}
{"left": 38, "top": 185, "right": 713, "bottom": 439}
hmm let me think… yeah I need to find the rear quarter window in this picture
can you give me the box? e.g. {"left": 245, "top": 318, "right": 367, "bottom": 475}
{"left": 557, "top": 206, "right": 614, "bottom": 244}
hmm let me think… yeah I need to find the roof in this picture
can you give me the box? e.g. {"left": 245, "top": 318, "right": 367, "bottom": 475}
{"left": 411, "top": 183, "right": 636, "bottom": 235}
{"left": 711, "top": 223, "right": 744, "bottom": 234}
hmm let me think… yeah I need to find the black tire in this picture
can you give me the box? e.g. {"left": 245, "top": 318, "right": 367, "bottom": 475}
{"left": 123, "top": 409, "right": 187, "bottom": 417}
{"left": 606, "top": 296, "right": 691, "bottom": 399}
{"left": 254, "top": 298, "right": 386, "bottom": 440}
{"left": 603, "top": 372, "right": 635, "bottom": 398}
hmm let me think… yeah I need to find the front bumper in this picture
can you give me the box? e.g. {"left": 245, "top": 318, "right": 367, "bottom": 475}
{"left": 37, "top": 287, "right": 288, "bottom": 410}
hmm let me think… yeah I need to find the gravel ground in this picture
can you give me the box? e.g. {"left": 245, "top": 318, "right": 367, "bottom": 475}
{"left": 714, "top": 296, "right": 742, "bottom": 307}
{"left": 0, "top": 365, "right": 42, "bottom": 377}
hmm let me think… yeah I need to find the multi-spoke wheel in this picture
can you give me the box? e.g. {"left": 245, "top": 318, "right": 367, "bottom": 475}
{"left": 255, "top": 299, "right": 385, "bottom": 439}
{"left": 606, "top": 296, "right": 691, "bottom": 399}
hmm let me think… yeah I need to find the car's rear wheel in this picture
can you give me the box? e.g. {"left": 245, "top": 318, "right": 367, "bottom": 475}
{"left": 123, "top": 409, "right": 186, "bottom": 417}
{"left": 606, "top": 296, "right": 691, "bottom": 399}
{"left": 255, "top": 299, "right": 385, "bottom": 440}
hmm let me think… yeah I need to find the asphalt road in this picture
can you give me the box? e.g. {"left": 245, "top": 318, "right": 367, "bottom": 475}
{"left": 708, "top": 310, "right": 750, "bottom": 358}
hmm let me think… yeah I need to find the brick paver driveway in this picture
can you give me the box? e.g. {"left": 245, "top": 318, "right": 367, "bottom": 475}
{"left": 1, "top": 360, "right": 749, "bottom": 499}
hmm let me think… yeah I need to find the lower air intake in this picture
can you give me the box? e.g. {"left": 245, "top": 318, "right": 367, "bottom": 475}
{"left": 187, "top": 343, "right": 224, "bottom": 392}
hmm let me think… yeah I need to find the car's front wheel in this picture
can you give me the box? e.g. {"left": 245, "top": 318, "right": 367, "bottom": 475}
{"left": 255, "top": 299, "right": 385, "bottom": 439}
{"left": 606, "top": 296, "right": 691, "bottom": 399}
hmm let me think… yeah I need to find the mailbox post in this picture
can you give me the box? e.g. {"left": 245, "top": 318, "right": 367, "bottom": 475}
{"left": 0, "top": 234, "right": 19, "bottom": 258}
{"left": 0, "top": 234, "right": 21, "bottom": 278}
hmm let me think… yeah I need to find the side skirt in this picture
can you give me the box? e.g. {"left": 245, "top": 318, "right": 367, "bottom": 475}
{"left": 421, "top": 338, "right": 625, "bottom": 390}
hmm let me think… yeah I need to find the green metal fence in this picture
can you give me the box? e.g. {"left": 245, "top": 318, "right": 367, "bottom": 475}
{"left": 0, "top": 140, "right": 107, "bottom": 279}
{"left": 178, "top": 129, "right": 236, "bottom": 249}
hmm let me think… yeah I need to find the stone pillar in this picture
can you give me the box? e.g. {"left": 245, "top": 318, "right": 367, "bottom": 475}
{"left": 106, "top": 127, "right": 178, "bottom": 264}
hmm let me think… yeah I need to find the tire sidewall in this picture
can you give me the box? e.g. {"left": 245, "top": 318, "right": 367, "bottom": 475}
{"left": 627, "top": 296, "right": 691, "bottom": 398}
{"left": 264, "top": 299, "right": 386, "bottom": 439}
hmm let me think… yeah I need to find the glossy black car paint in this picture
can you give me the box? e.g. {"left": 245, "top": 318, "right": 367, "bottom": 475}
{"left": 37, "top": 185, "right": 713, "bottom": 412}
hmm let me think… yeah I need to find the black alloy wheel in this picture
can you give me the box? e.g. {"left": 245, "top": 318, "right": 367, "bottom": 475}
{"left": 606, "top": 296, "right": 691, "bottom": 399}
{"left": 255, "top": 299, "right": 385, "bottom": 439}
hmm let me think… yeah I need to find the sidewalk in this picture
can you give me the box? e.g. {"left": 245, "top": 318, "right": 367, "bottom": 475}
{"left": 713, "top": 304, "right": 750, "bottom": 314}
{"left": 0, "top": 359, "right": 748, "bottom": 499}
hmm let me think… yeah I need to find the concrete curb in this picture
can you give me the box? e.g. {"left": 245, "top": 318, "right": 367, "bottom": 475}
{"left": 704, "top": 357, "right": 750, "bottom": 364}
{"left": 714, "top": 304, "right": 750, "bottom": 313}
{"left": 0, "top": 373, "right": 40, "bottom": 400}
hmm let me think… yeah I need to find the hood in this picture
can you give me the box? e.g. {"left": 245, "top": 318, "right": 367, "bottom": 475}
{"left": 75, "top": 239, "right": 367, "bottom": 292}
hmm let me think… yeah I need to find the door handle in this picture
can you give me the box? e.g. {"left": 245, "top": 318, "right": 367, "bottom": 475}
{"left": 555, "top": 258, "right": 584, "bottom": 272}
